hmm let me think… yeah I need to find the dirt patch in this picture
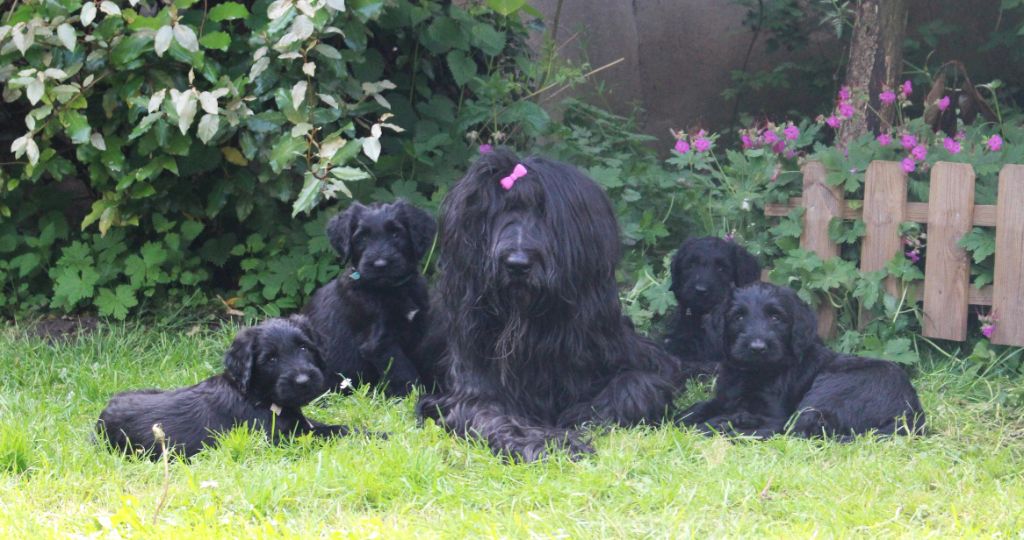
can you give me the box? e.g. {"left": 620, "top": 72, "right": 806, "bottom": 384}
{"left": 28, "top": 315, "right": 99, "bottom": 342}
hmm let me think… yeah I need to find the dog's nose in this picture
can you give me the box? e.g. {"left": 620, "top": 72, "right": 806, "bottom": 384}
{"left": 503, "top": 251, "right": 531, "bottom": 273}
{"left": 295, "top": 373, "right": 311, "bottom": 385}
{"left": 372, "top": 258, "right": 388, "bottom": 268}
{"left": 748, "top": 338, "right": 767, "bottom": 353}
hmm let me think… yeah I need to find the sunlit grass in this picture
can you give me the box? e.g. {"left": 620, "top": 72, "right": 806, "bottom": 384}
{"left": 1, "top": 323, "right": 1022, "bottom": 537}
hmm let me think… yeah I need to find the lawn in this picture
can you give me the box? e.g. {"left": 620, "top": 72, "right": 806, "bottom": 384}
{"left": 1, "top": 323, "right": 1023, "bottom": 538}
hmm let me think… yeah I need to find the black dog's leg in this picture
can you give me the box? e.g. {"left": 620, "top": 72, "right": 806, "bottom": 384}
{"left": 701, "top": 411, "right": 788, "bottom": 438}
{"left": 556, "top": 370, "right": 676, "bottom": 428}
{"left": 427, "top": 394, "right": 592, "bottom": 462}
{"left": 360, "top": 322, "right": 421, "bottom": 396}
{"left": 675, "top": 398, "right": 725, "bottom": 426}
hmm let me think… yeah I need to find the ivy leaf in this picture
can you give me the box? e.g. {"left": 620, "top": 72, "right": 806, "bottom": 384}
{"left": 154, "top": 25, "right": 173, "bottom": 57}
{"left": 221, "top": 147, "right": 249, "bottom": 166}
{"left": 173, "top": 24, "right": 199, "bottom": 53}
{"left": 172, "top": 90, "right": 198, "bottom": 134}
{"left": 90, "top": 132, "right": 107, "bottom": 150}
{"left": 197, "top": 114, "right": 220, "bottom": 143}
{"left": 25, "top": 76, "right": 44, "bottom": 105}
{"left": 325, "top": 0, "right": 346, "bottom": 11}
{"left": 361, "top": 136, "right": 381, "bottom": 162}
{"left": 291, "top": 81, "right": 307, "bottom": 108}
{"left": 485, "top": 0, "right": 526, "bottom": 16}
{"left": 199, "top": 31, "right": 230, "bottom": 51}
{"left": 208, "top": 2, "right": 250, "bottom": 21}
{"left": 269, "top": 135, "right": 306, "bottom": 173}
{"left": 470, "top": 23, "right": 505, "bottom": 56}
{"left": 99, "top": 1, "right": 121, "bottom": 16}
{"left": 293, "top": 173, "right": 322, "bottom": 217}
{"left": 53, "top": 266, "right": 99, "bottom": 307}
{"left": 95, "top": 285, "right": 138, "bottom": 320}
{"left": 958, "top": 227, "right": 996, "bottom": 264}
{"left": 446, "top": 50, "right": 477, "bottom": 87}
{"left": 57, "top": 23, "right": 77, "bottom": 51}
{"left": 81, "top": 2, "right": 97, "bottom": 26}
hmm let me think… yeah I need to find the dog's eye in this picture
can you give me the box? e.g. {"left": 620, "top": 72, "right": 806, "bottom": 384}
{"left": 268, "top": 356, "right": 278, "bottom": 363}
{"left": 769, "top": 313, "right": 782, "bottom": 322}
{"left": 298, "top": 346, "right": 308, "bottom": 352}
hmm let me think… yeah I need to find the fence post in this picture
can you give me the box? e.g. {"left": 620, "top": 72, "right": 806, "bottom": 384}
{"left": 922, "top": 162, "right": 975, "bottom": 341}
{"left": 992, "top": 165, "right": 1024, "bottom": 346}
{"left": 859, "top": 160, "right": 908, "bottom": 325}
{"left": 800, "top": 161, "right": 843, "bottom": 338}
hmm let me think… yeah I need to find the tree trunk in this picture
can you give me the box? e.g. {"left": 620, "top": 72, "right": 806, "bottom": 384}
{"left": 836, "top": 0, "right": 909, "bottom": 148}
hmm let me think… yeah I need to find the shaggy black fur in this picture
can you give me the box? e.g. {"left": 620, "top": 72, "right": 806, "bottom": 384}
{"left": 663, "top": 236, "right": 761, "bottom": 372}
{"left": 678, "top": 283, "right": 925, "bottom": 439}
{"left": 304, "top": 200, "right": 437, "bottom": 396}
{"left": 417, "top": 149, "right": 680, "bottom": 461}
{"left": 97, "top": 316, "right": 352, "bottom": 458}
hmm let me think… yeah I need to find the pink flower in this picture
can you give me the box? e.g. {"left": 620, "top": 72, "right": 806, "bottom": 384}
{"left": 877, "top": 133, "right": 892, "bottom": 146}
{"left": 879, "top": 90, "right": 897, "bottom": 105}
{"left": 838, "top": 101, "right": 855, "bottom": 119}
{"left": 478, "top": 144, "right": 493, "bottom": 154}
{"left": 943, "top": 137, "right": 961, "bottom": 154}
{"left": 693, "top": 136, "right": 711, "bottom": 153}
{"left": 911, "top": 144, "right": 927, "bottom": 161}
{"left": 901, "top": 157, "right": 916, "bottom": 173}
{"left": 741, "top": 134, "right": 753, "bottom": 149}
{"left": 987, "top": 134, "right": 1003, "bottom": 152}
{"left": 838, "top": 86, "right": 851, "bottom": 101}
{"left": 982, "top": 324, "right": 995, "bottom": 338}
{"left": 825, "top": 115, "right": 840, "bottom": 128}
{"left": 762, "top": 130, "right": 779, "bottom": 144}
{"left": 723, "top": 231, "right": 735, "bottom": 242}
{"left": 772, "top": 141, "right": 785, "bottom": 154}
{"left": 900, "top": 133, "right": 918, "bottom": 149}
{"left": 937, "top": 96, "right": 950, "bottom": 111}
{"left": 784, "top": 149, "right": 797, "bottom": 159}
{"left": 906, "top": 250, "right": 920, "bottom": 263}
{"left": 674, "top": 139, "right": 690, "bottom": 154}
{"left": 901, "top": 80, "right": 912, "bottom": 96}
{"left": 784, "top": 124, "right": 800, "bottom": 140}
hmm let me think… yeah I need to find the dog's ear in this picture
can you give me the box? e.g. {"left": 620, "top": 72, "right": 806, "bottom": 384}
{"left": 326, "top": 203, "right": 366, "bottom": 264}
{"left": 786, "top": 289, "right": 821, "bottom": 359}
{"left": 705, "top": 289, "right": 733, "bottom": 356}
{"left": 224, "top": 326, "right": 259, "bottom": 393}
{"left": 669, "top": 239, "right": 694, "bottom": 296}
{"left": 395, "top": 199, "right": 437, "bottom": 261}
{"left": 730, "top": 243, "right": 761, "bottom": 286}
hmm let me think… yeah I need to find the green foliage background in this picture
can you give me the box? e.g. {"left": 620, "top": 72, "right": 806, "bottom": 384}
{"left": 0, "top": 0, "right": 570, "bottom": 319}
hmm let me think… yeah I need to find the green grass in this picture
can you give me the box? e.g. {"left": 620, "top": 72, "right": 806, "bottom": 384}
{"left": 1, "top": 324, "right": 1023, "bottom": 538}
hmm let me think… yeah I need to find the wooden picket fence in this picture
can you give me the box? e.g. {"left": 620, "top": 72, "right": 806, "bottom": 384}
{"left": 763, "top": 160, "right": 1024, "bottom": 347}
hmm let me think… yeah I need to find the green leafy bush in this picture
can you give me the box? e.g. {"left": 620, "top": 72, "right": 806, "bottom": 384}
{"left": 0, "top": 0, "right": 571, "bottom": 319}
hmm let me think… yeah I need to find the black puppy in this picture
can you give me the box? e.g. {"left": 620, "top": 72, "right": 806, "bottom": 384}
{"left": 678, "top": 283, "right": 925, "bottom": 439}
{"left": 304, "top": 200, "right": 436, "bottom": 396}
{"left": 664, "top": 237, "right": 761, "bottom": 371}
{"left": 97, "top": 316, "right": 352, "bottom": 458}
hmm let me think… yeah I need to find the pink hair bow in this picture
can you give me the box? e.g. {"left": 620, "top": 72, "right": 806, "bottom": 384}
{"left": 500, "top": 163, "right": 528, "bottom": 190}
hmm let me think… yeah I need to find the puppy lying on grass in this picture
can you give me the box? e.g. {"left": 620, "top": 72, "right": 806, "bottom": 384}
{"left": 97, "top": 315, "right": 360, "bottom": 458}
{"left": 678, "top": 283, "right": 925, "bottom": 439}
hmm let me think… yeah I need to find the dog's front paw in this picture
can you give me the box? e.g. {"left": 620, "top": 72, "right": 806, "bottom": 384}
{"left": 556, "top": 403, "right": 596, "bottom": 428}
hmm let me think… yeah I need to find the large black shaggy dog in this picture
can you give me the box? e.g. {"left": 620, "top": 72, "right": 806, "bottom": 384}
{"left": 97, "top": 316, "right": 353, "bottom": 458}
{"left": 663, "top": 236, "right": 761, "bottom": 371}
{"left": 304, "top": 200, "right": 437, "bottom": 396}
{"left": 417, "top": 149, "right": 680, "bottom": 461}
{"left": 678, "top": 283, "right": 925, "bottom": 439}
